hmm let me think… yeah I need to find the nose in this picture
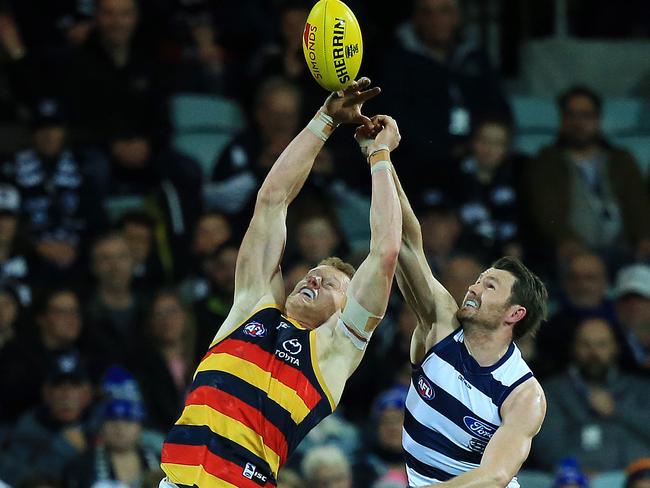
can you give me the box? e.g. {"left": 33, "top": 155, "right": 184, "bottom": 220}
{"left": 307, "top": 275, "right": 321, "bottom": 288}
{"left": 468, "top": 283, "right": 480, "bottom": 296}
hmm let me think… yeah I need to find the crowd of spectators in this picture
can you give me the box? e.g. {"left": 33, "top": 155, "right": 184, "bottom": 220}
{"left": 0, "top": 0, "right": 649, "bottom": 487}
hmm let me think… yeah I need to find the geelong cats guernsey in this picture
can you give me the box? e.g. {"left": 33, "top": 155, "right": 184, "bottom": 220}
{"left": 161, "top": 305, "right": 335, "bottom": 487}
{"left": 404, "top": 328, "right": 533, "bottom": 487}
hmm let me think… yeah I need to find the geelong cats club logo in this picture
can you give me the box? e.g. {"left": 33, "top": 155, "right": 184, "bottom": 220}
{"left": 243, "top": 321, "right": 267, "bottom": 337}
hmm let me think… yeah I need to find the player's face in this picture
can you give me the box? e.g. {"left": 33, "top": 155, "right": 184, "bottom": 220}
{"left": 457, "top": 268, "right": 519, "bottom": 329}
{"left": 285, "top": 266, "right": 350, "bottom": 329}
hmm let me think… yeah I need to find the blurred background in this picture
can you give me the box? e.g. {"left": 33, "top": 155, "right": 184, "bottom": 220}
{"left": 0, "top": 0, "right": 649, "bottom": 487}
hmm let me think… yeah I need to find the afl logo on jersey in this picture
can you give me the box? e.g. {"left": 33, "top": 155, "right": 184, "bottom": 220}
{"left": 463, "top": 416, "right": 496, "bottom": 441}
{"left": 243, "top": 321, "right": 267, "bottom": 338}
{"left": 417, "top": 375, "right": 435, "bottom": 400}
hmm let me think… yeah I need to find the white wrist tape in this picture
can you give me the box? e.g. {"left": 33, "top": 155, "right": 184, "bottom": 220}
{"left": 370, "top": 160, "right": 392, "bottom": 174}
{"left": 307, "top": 110, "right": 338, "bottom": 141}
{"left": 338, "top": 294, "right": 382, "bottom": 350}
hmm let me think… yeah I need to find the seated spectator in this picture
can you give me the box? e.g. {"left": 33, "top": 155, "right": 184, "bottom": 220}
{"left": 0, "top": 284, "right": 19, "bottom": 355}
{"left": 119, "top": 211, "right": 168, "bottom": 289}
{"left": 294, "top": 411, "right": 360, "bottom": 467}
{"left": 277, "top": 468, "right": 303, "bottom": 488}
{"left": 523, "top": 85, "right": 650, "bottom": 266}
{"left": 0, "top": 352, "right": 93, "bottom": 485}
{"left": 378, "top": 0, "right": 510, "bottom": 167}
{"left": 532, "top": 317, "right": 650, "bottom": 472}
{"left": 6, "top": 99, "right": 105, "bottom": 285}
{"left": 301, "top": 444, "right": 352, "bottom": 488}
{"left": 551, "top": 457, "right": 590, "bottom": 488}
{"left": 450, "top": 117, "right": 524, "bottom": 261}
{"left": 439, "top": 253, "right": 484, "bottom": 306}
{"left": 136, "top": 290, "right": 195, "bottom": 432}
{"left": 192, "top": 243, "right": 238, "bottom": 356}
{"left": 287, "top": 213, "right": 345, "bottom": 269}
{"left": 626, "top": 458, "right": 650, "bottom": 488}
{"left": 204, "top": 77, "right": 301, "bottom": 228}
{"left": 536, "top": 252, "right": 616, "bottom": 377}
{"left": 418, "top": 204, "right": 464, "bottom": 277}
{"left": 83, "top": 233, "right": 147, "bottom": 376}
{"left": 613, "top": 264, "right": 650, "bottom": 375}
{"left": 64, "top": 398, "right": 159, "bottom": 488}
{"left": 0, "top": 287, "right": 83, "bottom": 421}
{"left": 0, "top": 183, "right": 32, "bottom": 305}
{"left": 355, "top": 386, "right": 409, "bottom": 488}
{"left": 67, "top": 0, "right": 169, "bottom": 144}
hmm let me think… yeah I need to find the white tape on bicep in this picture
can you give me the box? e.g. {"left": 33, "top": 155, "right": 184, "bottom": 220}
{"left": 339, "top": 294, "right": 382, "bottom": 345}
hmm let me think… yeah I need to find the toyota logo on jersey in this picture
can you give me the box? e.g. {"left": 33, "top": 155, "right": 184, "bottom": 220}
{"left": 243, "top": 321, "right": 267, "bottom": 338}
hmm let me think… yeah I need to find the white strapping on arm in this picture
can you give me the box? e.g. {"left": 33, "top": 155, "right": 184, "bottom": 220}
{"left": 337, "top": 294, "right": 383, "bottom": 350}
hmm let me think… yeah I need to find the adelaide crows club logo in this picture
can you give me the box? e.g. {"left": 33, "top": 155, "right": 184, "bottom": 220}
{"left": 243, "top": 321, "right": 267, "bottom": 338}
{"left": 417, "top": 375, "right": 435, "bottom": 400}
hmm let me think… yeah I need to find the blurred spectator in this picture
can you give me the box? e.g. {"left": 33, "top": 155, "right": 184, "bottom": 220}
{"left": 301, "top": 444, "right": 353, "bottom": 488}
{"left": 0, "top": 183, "right": 31, "bottom": 305}
{"left": 523, "top": 85, "right": 650, "bottom": 266}
{"left": 295, "top": 412, "right": 361, "bottom": 467}
{"left": 277, "top": 468, "right": 303, "bottom": 488}
{"left": 5, "top": 99, "right": 105, "bottom": 284}
{"left": 626, "top": 458, "right": 650, "bottom": 488}
{"left": 141, "top": 468, "right": 166, "bottom": 488}
{"left": 451, "top": 117, "right": 524, "bottom": 261}
{"left": 536, "top": 252, "right": 616, "bottom": 377}
{"left": 439, "top": 253, "right": 484, "bottom": 306}
{"left": 0, "top": 284, "right": 19, "bottom": 354}
{"left": 283, "top": 262, "right": 311, "bottom": 299}
{"left": 68, "top": 0, "right": 169, "bottom": 143}
{"left": 136, "top": 290, "right": 195, "bottom": 432}
{"left": 193, "top": 243, "right": 238, "bottom": 356}
{"left": 355, "top": 386, "right": 409, "bottom": 488}
{"left": 533, "top": 317, "right": 650, "bottom": 472}
{"left": 246, "top": 0, "right": 323, "bottom": 119}
{"left": 178, "top": 211, "right": 232, "bottom": 303}
{"left": 551, "top": 457, "right": 590, "bottom": 488}
{"left": 64, "top": 398, "right": 159, "bottom": 488}
{"left": 613, "top": 264, "right": 650, "bottom": 375}
{"left": 204, "top": 77, "right": 301, "bottom": 228}
{"left": 87, "top": 124, "right": 202, "bottom": 270}
{"left": 119, "top": 211, "right": 168, "bottom": 289}
{"left": 84, "top": 233, "right": 146, "bottom": 376}
{"left": 0, "top": 352, "right": 93, "bottom": 484}
{"left": 378, "top": 0, "right": 510, "bottom": 169}
{"left": 16, "top": 477, "right": 61, "bottom": 488}
{"left": 418, "top": 204, "right": 464, "bottom": 277}
{"left": 288, "top": 213, "right": 344, "bottom": 269}
{"left": 0, "top": 287, "right": 83, "bottom": 421}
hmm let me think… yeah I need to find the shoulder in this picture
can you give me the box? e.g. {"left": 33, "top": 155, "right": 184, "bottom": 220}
{"left": 501, "top": 377, "right": 546, "bottom": 427}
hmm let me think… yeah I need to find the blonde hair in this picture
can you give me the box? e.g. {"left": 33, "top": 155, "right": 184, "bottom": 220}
{"left": 318, "top": 257, "right": 355, "bottom": 279}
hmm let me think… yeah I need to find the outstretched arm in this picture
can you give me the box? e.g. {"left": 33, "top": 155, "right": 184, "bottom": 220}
{"left": 355, "top": 121, "right": 459, "bottom": 363}
{"left": 318, "top": 116, "right": 402, "bottom": 388}
{"left": 431, "top": 380, "right": 546, "bottom": 487}
{"left": 231, "top": 79, "right": 381, "bottom": 311}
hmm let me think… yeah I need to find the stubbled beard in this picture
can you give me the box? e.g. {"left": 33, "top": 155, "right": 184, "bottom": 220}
{"left": 578, "top": 362, "right": 609, "bottom": 383}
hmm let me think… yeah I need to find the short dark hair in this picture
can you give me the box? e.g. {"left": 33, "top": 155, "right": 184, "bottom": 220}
{"left": 492, "top": 257, "right": 548, "bottom": 340}
{"left": 557, "top": 85, "right": 602, "bottom": 115}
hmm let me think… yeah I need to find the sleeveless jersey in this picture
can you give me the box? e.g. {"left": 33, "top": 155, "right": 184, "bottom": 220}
{"left": 404, "top": 328, "right": 533, "bottom": 487}
{"left": 161, "top": 305, "right": 335, "bottom": 487}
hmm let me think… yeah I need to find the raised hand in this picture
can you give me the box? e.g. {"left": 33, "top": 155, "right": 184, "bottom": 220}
{"left": 322, "top": 77, "right": 381, "bottom": 128}
{"left": 354, "top": 115, "right": 401, "bottom": 157}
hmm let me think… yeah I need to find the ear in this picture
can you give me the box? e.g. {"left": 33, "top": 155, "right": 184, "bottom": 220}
{"left": 505, "top": 304, "right": 526, "bottom": 326}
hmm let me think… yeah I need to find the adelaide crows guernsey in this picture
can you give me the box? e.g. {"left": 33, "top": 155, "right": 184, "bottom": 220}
{"left": 161, "top": 305, "right": 335, "bottom": 487}
{"left": 404, "top": 328, "right": 532, "bottom": 487}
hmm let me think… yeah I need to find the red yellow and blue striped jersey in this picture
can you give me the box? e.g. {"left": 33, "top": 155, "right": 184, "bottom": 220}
{"left": 161, "top": 305, "right": 335, "bottom": 487}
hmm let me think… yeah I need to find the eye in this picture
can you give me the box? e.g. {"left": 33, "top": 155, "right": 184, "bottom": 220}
{"left": 487, "top": 283, "right": 495, "bottom": 290}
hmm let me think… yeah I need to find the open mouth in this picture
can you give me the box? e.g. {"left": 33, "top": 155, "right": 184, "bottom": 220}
{"left": 464, "top": 299, "right": 479, "bottom": 309}
{"left": 299, "top": 287, "right": 316, "bottom": 300}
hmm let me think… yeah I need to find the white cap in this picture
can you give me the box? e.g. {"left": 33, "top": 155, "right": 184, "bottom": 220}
{"left": 0, "top": 184, "right": 20, "bottom": 214}
{"left": 613, "top": 264, "right": 650, "bottom": 299}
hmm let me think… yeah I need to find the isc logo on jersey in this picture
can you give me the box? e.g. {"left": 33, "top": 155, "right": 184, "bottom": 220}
{"left": 302, "top": 0, "right": 363, "bottom": 92}
{"left": 243, "top": 321, "right": 267, "bottom": 338}
{"left": 417, "top": 375, "right": 435, "bottom": 400}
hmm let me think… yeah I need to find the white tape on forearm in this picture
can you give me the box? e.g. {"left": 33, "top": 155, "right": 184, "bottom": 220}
{"left": 307, "top": 110, "right": 337, "bottom": 141}
{"left": 337, "top": 318, "right": 367, "bottom": 350}
{"left": 370, "top": 160, "right": 392, "bottom": 174}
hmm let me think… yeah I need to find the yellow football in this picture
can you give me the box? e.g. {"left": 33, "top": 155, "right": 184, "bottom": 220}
{"left": 302, "top": 0, "right": 363, "bottom": 92}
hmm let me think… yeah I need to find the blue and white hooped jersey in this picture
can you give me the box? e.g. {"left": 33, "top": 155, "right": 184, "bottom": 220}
{"left": 403, "top": 328, "right": 533, "bottom": 487}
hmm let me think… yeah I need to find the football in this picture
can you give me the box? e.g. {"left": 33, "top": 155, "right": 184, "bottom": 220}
{"left": 302, "top": 0, "right": 363, "bottom": 92}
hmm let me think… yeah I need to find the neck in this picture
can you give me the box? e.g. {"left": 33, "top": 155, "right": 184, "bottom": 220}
{"left": 476, "top": 166, "right": 495, "bottom": 184}
{"left": 568, "top": 144, "right": 600, "bottom": 162}
{"left": 161, "top": 340, "right": 184, "bottom": 357}
{"left": 103, "top": 41, "right": 130, "bottom": 67}
{"left": 41, "top": 331, "right": 71, "bottom": 350}
{"left": 462, "top": 324, "right": 511, "bottom": 367}
{"left": 99, "top": 285, "right": 132, "bottom": 309}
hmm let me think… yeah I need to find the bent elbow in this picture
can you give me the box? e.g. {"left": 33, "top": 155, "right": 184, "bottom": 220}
{"left": 256, "top": 185, "right": 285, "bottom": 207}
{"left": 379, "top": 245, "right": 400, "bottom": 273}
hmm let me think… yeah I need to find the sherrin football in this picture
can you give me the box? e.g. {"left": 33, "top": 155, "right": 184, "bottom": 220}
{"left": 302, "top": 0, "right": 363, "bottom": 92}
